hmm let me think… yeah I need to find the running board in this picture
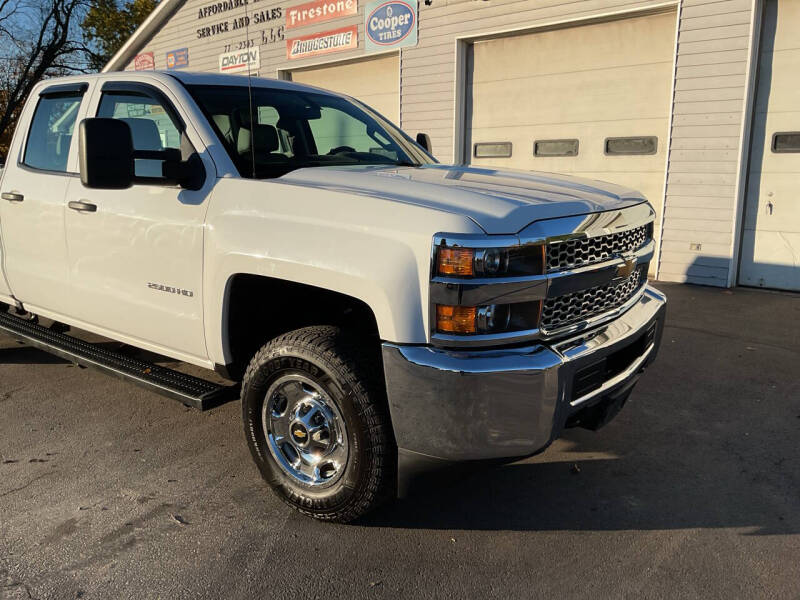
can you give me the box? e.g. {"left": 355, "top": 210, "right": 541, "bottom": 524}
{"left": 0, "top": 310, "right": 237, "bottom": 410}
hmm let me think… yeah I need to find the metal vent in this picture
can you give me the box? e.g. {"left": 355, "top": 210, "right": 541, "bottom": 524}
{"left": 547, "top": 224, "right": 651, "bottom": 272}
{"left": 542, "top": 267, "right": 645, "bottom": 330}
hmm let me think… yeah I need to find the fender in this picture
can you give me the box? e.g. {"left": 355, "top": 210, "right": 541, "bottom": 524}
{"left": 202, "top": 177, "right": 481, "bottom": 366}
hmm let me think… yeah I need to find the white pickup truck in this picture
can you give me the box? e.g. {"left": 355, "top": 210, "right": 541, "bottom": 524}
{"left": 0, "top": 71, "right": 665, "bottom": 522}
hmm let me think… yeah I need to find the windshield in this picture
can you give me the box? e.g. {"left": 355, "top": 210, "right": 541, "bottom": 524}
{"left": 187, "top": 84, "right": 435, "bottom": 179}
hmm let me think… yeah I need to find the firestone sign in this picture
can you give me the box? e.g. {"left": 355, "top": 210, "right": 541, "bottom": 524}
{"left": 365, "top": 0, "right": 417, "bottom": 52}
{"left": 219, "top": 47, "right": 260, "bottom": 74}
{"left": 286, "top": 0, "right": 357, "bottom": 30}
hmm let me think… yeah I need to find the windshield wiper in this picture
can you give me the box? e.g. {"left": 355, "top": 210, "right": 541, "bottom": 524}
{"left": 393, "top": 160, "right": 420, "bottom": 167}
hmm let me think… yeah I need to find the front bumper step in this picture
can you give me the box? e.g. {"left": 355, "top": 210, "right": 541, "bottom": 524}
{"left": 0, "top": 310, "right": 237, "bottom": 410}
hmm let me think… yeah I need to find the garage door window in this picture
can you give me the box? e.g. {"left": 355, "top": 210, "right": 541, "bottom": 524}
{"left": 534, "top": 139, "right": 579, "bottom": 157}
{"left": 474, "top": 142, "right": 512, "bottom": 158}
{"left": 604, "top": 136, "right": 658, "bottom": 156}
{"left": 771, "top": 132, "right": 800, "bottom": 153}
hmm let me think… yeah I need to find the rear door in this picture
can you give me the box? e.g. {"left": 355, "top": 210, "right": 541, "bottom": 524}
{"left": 0, "top": 82, "right": 90, "bottom": 313}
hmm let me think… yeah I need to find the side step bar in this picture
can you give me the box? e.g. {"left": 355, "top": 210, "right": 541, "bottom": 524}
{"left": 0, "top": 310, "right": 237, "bottom": 410}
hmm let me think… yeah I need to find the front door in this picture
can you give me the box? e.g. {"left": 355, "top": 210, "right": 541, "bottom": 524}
{"left": 739, "top": 0, "right": 800, "bottom": 291}
{"left": 64, "top": 81, "right": 214, "bottom": 363}
{"left": 0, "top": 82, "right": 91, "bottom": 313}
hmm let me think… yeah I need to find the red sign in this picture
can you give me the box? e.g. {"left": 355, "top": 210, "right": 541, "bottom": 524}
{"left": 134, "top": 52, "right": 155, "bottom": 71}
{"left": 286, "top": 25, "right": 358, "bottom": 60}
{"left": 286, "top": 0, "right": 357, "bottom": 30}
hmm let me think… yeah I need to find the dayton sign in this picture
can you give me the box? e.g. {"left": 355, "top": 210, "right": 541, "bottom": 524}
{"left": 219, "top": 47, "right": 260, "bottom": 73}
{"left": 365, "top": 0, "right": 417, "bottom": 52}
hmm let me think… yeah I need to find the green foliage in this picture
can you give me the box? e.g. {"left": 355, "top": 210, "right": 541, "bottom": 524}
{"left": 82, "top": 0, "right": 157, "bottom": 71}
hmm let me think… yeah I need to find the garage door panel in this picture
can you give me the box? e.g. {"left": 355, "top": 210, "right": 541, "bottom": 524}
{"left": 739, "top": 0, "right": 800, "bottom": 290}
{"left": 469, "top": 119, "right": 668, "bottom": 173}
{"left": 739, "top": 232, "right": 800, "bottom": 289}
{"left": 289, "top": 54, "right": 400, "bottom": 123}
{"left": 465, "top": 11, "right": 676, "bottom": 236}
{"left": 743, "top": 173, "right": 800, "bottom": 232}
{"left": 469, "top": 13, "right": 676, "bottom": 83}
{"left": 469, "top": 65, "right": 672, "bottom": 128}
{"left": 760, "top": 0, "right": 800, "bottom": 53}
{"left": 754, "top": 47, "right": 800, "bottom": 113}
{"left": 748, "top": 112, "right": 800, "bottom": 174}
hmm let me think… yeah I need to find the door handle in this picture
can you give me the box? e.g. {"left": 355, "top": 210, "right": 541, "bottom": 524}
{"left": 1, "top": 192, "right": 24, "bottom": 202}
{"left": 68, "top": 200, "right": 97, "bottom": 213}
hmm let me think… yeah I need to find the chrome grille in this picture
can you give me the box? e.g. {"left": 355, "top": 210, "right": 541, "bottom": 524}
{"left": 542, "top": 267, "right": 645, "bottom": 330}
{"left": 547, "top": 224, "right": 651, "bottom": 272}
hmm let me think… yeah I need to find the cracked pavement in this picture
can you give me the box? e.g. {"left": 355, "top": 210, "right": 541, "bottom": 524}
{"left": 0, "top": 283, "right": 798, "bottom": 599}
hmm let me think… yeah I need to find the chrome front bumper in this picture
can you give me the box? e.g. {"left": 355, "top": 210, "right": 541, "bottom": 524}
{"left": 382, "top": 285, "right": 666, "bottom": 462}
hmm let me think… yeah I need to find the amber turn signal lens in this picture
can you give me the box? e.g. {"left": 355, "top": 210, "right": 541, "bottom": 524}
{"left": 436, "top": 304, "right": 477, "bottom": 334}
{"left": 437, "top": 247, "right": 474, "bottom": 276}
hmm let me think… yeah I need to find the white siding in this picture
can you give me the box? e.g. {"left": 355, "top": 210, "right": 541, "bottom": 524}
{"left": 658, "top": 0, "right": 757, "bottom": 286}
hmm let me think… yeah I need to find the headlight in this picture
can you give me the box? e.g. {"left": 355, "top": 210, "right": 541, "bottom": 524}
{"left": 435, "top": 243, "right": 545, "bottom": 278}
{"left": 432, "top": 239, "right": 545, "bottom": 337}
{"left": 435, "top": 301, "right": 541, "bottom": 335}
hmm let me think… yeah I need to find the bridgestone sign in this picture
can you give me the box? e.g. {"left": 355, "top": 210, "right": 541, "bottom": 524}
{"left": 286, "top": 25, "right": 358, "bottom": 60}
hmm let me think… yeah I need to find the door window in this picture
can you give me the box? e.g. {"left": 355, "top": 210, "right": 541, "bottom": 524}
{"left": 97, "top": 91, "right": 182, "bottom": 178}
{"left": 23, "top": 94, "right": 83, "bottom": 172}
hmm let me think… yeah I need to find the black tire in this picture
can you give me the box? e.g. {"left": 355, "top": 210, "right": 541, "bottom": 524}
{"left": 241, "top": 326, "right": 395, "bottom": 522}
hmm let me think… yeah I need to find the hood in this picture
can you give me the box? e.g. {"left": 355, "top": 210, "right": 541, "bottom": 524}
{"left": 277, "top": 164, "right": 648, "bottom": 234}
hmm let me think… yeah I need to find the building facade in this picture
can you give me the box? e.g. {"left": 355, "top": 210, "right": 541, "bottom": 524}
{"left": 105, "top": 0, "right": 800, "bottom": 291}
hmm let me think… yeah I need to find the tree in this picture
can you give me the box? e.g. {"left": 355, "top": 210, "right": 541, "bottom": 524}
{"left": 0, "top": 0, "right": 90, "bottom": 161}
{"left": 82, "top": 0, "right": 157, "bottom": 72}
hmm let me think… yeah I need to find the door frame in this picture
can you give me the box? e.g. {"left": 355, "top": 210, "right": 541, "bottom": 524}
{"left": 734, "top": 0, "right": 772, "bottom": 288}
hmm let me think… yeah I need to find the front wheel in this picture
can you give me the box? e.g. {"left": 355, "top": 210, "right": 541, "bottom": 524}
{"left": 241, "top": 326, "right": 395, "bottom": 522}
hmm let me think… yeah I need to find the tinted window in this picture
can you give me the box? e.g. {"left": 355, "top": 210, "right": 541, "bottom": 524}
{"left": 97, "top": 92, "right": 181, "bottom": 178}
{"left": 23, "top": 94, "right": 83, "bottom": 172}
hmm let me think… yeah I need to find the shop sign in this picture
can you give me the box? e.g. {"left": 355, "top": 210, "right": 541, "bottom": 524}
{"left": 219, "top": 46, "right": 260, "bottom": 73}
{"left": 286, "top": 25, "right": 357, "bottom": 59}
{"left": 166, "top": 48, "right": 189, "bottom": 69}
{"left": 134, "top": 52, "right": 155, "bottom": 70}
{"left": 365, "top": 0, "right": 416, "bottom": 52}
{"left": 286, "top": 0, "right": 357, "bottom": 30}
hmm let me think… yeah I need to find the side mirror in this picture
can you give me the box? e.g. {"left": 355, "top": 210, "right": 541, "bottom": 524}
{"left": 162, "top": 150, "right": 205, "bottom": 191}
{"left": 79, "top": 118, "right": 133, "bottom": 189}
{"left": 416, "top": 132, "right": 432, "bottom": 153}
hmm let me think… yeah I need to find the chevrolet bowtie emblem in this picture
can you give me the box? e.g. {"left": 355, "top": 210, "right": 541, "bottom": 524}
{"left": 616, "top": 256, "right": 637, "bottom": 279}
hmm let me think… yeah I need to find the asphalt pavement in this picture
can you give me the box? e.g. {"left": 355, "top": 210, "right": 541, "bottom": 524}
{"left": 1, "top": 282, "right": 798, "bottom": 599}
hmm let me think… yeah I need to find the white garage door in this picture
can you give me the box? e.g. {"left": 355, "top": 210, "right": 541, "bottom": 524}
{"left": 465, "top": 11, "right": 676, "bottom": 230}
{"left": 288, "top": 53, "right": 400, "bottom": 124}
{"left": 739, "top": 0, "right": 800, "bottom": 291}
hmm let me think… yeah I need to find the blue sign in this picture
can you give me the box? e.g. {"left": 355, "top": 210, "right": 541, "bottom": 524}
{"left": 166, "top": 47, "right": 189, "bottom": 70}
{"left": 365, "top": 0, "right": 417, "bottom": 53}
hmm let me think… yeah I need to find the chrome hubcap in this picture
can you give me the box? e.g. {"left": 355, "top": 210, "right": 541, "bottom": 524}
{"left": 262, "top": 374, "right": 348, "bottom": 487}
